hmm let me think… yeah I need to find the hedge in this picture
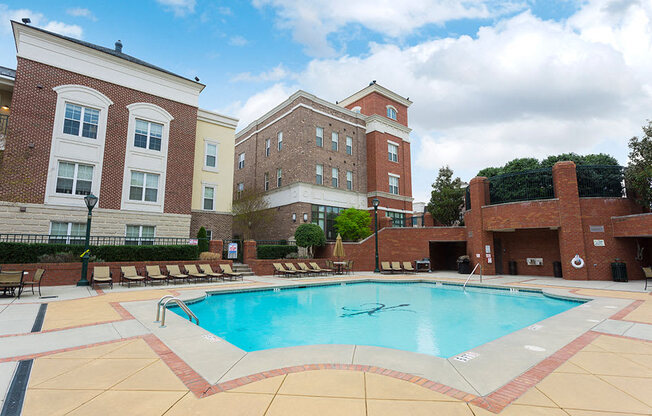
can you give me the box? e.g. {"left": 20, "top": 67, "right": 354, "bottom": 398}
{"left": 0, "top": 242, "right": 199, "bottom": 264}
{"left": 256, "top": 244, "right": 298, "bottom": 259}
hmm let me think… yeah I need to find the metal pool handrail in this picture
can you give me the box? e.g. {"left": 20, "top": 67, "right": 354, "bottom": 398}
{"left": 155, "top": 295, "right": 199, "bottom": 327}
{"left": 463, "top": 263, "right": 483, "bottom": 290}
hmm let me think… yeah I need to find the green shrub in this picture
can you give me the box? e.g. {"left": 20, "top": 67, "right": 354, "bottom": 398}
{"left": 197, "top": 227, "right": 209, "bottom": 253}
{"left": 37, "top": 252, "right": 80, "bottom": 263}
{"left": 257, "top": 244, "right": 298, "bottom": 259}
{"left": 294, "top": 223, "right": 326, "bottom": 257}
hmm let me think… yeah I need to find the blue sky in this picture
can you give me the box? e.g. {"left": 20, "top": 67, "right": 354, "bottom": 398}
{"left": 2, "top": 0, "right": 651, "bottom": 203}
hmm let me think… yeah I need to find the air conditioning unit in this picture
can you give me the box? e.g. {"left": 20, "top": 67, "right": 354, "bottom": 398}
{"left": 526, "top": 258, "right": 544, "bottom": 266}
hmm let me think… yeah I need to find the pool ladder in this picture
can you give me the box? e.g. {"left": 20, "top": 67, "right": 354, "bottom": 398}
{"left": 155, "top": 295, "right": 199, "bottom": 327}
{"left": 463, "top": 263, "right": 483, "bottom": 290}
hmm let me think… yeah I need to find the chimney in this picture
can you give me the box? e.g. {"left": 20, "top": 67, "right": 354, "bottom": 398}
{"left": 115, "top": 40, "right": 123, "bottom": 53}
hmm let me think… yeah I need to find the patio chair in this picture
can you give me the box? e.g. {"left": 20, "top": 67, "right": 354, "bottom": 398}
{"left": 91, "top": 266, "right": 113, "bottom": 289}
{"left": 644, "top": 267, "right": 652, "bottom": 290}
{"left": 145, "top": 265, "right": 169, "bottom": 285}
{"left": 402, "top": 262, "right": 416, "bottom": 274}
{"left": 391, "top": 262, "right": 403, "bottom": 273}
{"left": 381, "top": 262, "right": 393, "bottom": 274}
{"left": 0, "top": 270, "right": 24, "bottom": 298}
{"left": 346, "top": 260, "right": 354, "bottom": 275}
{"left": 185, "top": 264, "right": 209, "bottom": 283}
{"left": 199, "top": 264, "right": 223, "bottom": 281}
{"left": 166, "top": 265, "right": 189, "bottom": 284}
{"left": 297, "top": 262, "right": 317, "bottom": 276}
{"left": 325, "top": 260, "right": 334, "bottom": 270}
{"left": 120, "top": 266, "right": 146, "bottom": 288}
{"left": 23, "top": 269, "right": 45, "bottom": 296}
{"left": 285, "top": 263, "right": 308, "bottom": 276}
{"left": 309, "top": 262, "right": 333, "bottom": 275}
{"left": 273, "top": 263, "right": 295, "bottom": 277}
{"left": 220, "top": 264, "right": 243, "bottom": 281}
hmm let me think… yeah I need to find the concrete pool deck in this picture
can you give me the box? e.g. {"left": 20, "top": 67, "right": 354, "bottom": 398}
{"left": 1, "top": 272, "right": 651, "bottom": 415}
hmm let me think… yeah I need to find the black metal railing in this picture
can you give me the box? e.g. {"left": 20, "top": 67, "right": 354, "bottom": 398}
{"left": 0, "top": 234, "right": 204, "bottom": 246}
{"left": 465, "top": 186, "right": 471, "bottom": 210}
{"left": 488, "top": 168, "right": 555, "bottom": 205}
{"left": 255, "top": 240, "right": 296, "bottom": 246}
{"left": 0, "top": 114, "right": 8, "bottom": 136}
{"left": 576, "top": 165, "right": 626, "bottom": 198}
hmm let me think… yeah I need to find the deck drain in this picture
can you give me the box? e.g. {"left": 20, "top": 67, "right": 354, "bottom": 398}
{"left": 604, "top": 306, "right": 618, "bottom": 309}
{"left": 587, "top": 319, "right": 601, "bottom": 323}
{"left": 453, "top": 352, "right": 479, "bottom": 362}
{"left": 524, "top": 345, "right": 546, "bottom": 352}
{"left": 528, "top": 324, "right": 542, "bottom": 331}
{"left": 202, "top": 334, "right": 220, "bottom": 343}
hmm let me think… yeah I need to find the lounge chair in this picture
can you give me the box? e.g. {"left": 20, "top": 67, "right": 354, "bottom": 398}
{"left": 0, "top": 270, "right": 24, "bottom": 298}
{"left": 120, "top": 266, "right": 146, "bottom": 288}
{"left": 23, "top": 269, "right": 45, "bottom": 296}
{"left": 91, "top": 266, "right": 113, "bottom": 289}
{"left": 145, "top": 265, "right": 169, "bottom": 285}
{"left": 273, "top": 263, "right": 295, "bottom": 277}
{"left": 285, "top": 263, "right": 308, "bottom": 276}
{"left": 199, "top": 264, "right": 223, "bottom": 281}
{"left": 185, "top": 264, "right": 208, "bottom": 283}
{"left": 391, "top": 262, "right": 403, "bottom": 273}
{"left": 644, "top": 267, "right": 652, "bottom": 290}
{"left": 381, "top": 262, "right": 393, "bottom": 274}
{"left": 166, "top": 265, "right": 189, "bottom": 284}
{"left": 220, "top": 264, "right": 243, "bottom": 281}
{"left": 297, "top": 262, "right": 317, "bottom": 276}
{"left": 309, "top": 262, "right": 332, "bottom": 275}
{"left": 402, "top": 262, "right": 416, "bottom": 273}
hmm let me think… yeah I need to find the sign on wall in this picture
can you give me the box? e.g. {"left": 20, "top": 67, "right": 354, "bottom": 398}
{"left": 228, "top": 243, "right": 238, "bottom": 259}
{"left": 188, "top": 239, "right": 198, "bottom": 245}
{"left": 593, "top": 239, "right": 605, "bottom": 247}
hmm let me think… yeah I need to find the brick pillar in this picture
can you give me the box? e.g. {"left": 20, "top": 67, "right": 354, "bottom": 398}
{"left": 465, "top": 176, "right": 496, "bottom": 275}
{"left": 553, "top": 161, "right": 589, "bottom": 280}
{"left": 243, "top": 240, "right": 257, "bottom": 263}
{"left": 208, "top": 240, "right": 223, "bottom": 258}
{"left": 424, "top": 212, "right": 434, "bottom": 227}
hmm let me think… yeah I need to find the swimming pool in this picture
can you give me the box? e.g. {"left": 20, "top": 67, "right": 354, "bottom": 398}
{"left": 173, "top": 282, "right": 582, "bottom": 358}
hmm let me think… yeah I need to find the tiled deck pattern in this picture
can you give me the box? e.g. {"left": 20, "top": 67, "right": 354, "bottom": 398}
{"left": 2, "top": 274, "right": 651, "bottom": 415}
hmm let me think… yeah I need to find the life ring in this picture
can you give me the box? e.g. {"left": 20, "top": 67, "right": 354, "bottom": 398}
{"left": 571, "top": 255, "right": 584, "bottom": 269}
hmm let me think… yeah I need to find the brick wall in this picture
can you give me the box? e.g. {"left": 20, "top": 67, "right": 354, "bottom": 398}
{"left": 495, "top": 229, "right": 561, "bottom": 277}
{"left": 0, "top": 58, "right": 197, "bottom": 215}
{"left": 344, "top": 91, "right": 409, "bottom": 127}
{"left": 190, "top": 211, "right": 233, "bottom": 240}
{"left": 232, "top": 202, "right": 312, "bottom": 241}
{"left": 483, "top": 200, "right": 560, "bottom": 231}
{"left": 612, "top": 213, "right": 652, "bottom": 237}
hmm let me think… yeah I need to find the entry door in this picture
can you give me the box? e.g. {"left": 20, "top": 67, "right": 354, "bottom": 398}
{"left": 494, "top": 239, "right": 503, "bottom": 274}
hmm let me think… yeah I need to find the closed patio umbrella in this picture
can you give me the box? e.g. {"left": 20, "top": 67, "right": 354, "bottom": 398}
{"left": 333, "top": 234, "right": 346, "bottom": 258}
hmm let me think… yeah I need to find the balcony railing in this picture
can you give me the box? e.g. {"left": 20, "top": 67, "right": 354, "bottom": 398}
{"left": 0, "top": 234, "right": 204, "bottom": 246}
{"left": 576, "top": 165, "right": 626, "bottom": 198}
{"left": 488, "top": 168, "right": 555, "bottom": 205}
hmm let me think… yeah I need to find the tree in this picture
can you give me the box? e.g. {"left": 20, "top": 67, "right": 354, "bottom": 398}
{"left": 625, "top": 121, "right": 652, "bottom": 209}
{"left": 427, "top": 166, "right": 465, "bottom": 226}
{"left": 196, "top": 226, "right": 209, "bottom": 253}
{"left": 294, "top": 223, "right": 326, "bottom": 257}
{"left": 334, "top": 208, "right": 372, "bottom": 241}
{"left": 232, "top": 189, "right": 274, "bottom": 240}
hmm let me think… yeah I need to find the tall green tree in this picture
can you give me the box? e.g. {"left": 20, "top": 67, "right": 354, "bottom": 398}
{"left": 294, "top": 223, "right": 326, "bottom": 257}
{"left": 625, "top": 121, "right": 652, "bottom": 209}
{"left": 427, "top": 166, "right": 465, "bottom": 226}
{"left": 334, "top": 208, "right": 372, "bottom": 241}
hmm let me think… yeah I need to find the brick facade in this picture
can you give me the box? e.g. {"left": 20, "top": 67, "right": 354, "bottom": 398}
{"left": 190, "top": 211, "right": 233, "bottom": 240}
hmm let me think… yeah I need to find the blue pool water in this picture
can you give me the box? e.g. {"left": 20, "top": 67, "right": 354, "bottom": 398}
{"left": 173, "top": 282, "right": 581, "bottom": 358}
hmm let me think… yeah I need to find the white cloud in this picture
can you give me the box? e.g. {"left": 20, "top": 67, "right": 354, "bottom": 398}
{"left": 231, "top": 64, "right": 293, "bottom": 83}
{"left": 221, "top": 83, "right": 298, "bottom": 130}
{"left": 0, "top": 5, "right": 83, "bottom": 38}
{"left": 229, "top": 35, "right": 249, "bottom": 46}
{"left": 156, "top": 0, "right": 196, "bottom": 17}
{"left": 66, "top": 7, "right": 97, "bottom": 21}
{"left": 218, "top": 6, "right": 232, "bottom": 15}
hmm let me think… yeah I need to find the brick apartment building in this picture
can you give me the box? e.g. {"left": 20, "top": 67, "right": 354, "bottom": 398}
{"left": 0, "top": 21, "right": 237, "bottom": 242}
{"left": 232, "top": 82, "right": 413, "bottom": 240}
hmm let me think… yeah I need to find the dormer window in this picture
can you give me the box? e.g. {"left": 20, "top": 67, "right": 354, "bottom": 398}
{"left": 386, "top": 105, "right": 397, "bottom": 120}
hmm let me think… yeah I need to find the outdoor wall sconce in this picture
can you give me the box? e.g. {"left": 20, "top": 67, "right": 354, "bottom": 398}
{"left": 292, "top": 213, "right": 297, "bottom": 222}
{"left": 303, "top": 213, "right": 308, "bottom": 222}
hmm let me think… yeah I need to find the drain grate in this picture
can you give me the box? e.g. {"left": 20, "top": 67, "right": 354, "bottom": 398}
{"left": 453, "top": 352, "right": 479, "bottom": 362}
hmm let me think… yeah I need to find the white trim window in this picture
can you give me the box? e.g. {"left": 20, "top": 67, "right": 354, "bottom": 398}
{"left": 346, "top": 171, "right": 353, "bottom": 190}
{"left": 55, "top": 161, "right": 93, "bottom": 195}
{"left": 331, "top": 132, "right": 339, "bottom": 151}
{"left": 388, "top": 142, "right": 399, "bottom": 162}
{"left": 205, "top": 142, "right": 217, "bottom": 168}
{"left": 332, "top": 167, "right": 339, "bottom": 188}
{"left": 265, "top": 138, "right": 271, "bottom": 157}
{"left": 63, "top": 103, "right": 99, "bottom": 139}
{"left": 316, "top": 127, "right": 323, "bottom": 147}
{"left": 264, "top": 172, "right": 269, "bottom": 191}
{"left": 237, "top": 182, "right": 244, "bottom": 198}
{"left": 277, "top": 131, "right": 283, "bottom": 151}
{"left": 346, "top": 136, "right": 353, "bottom": 155}
{"left": 205, "top": 229, "right": 213, "bottom": 240}
{"left": 238, "top": 153, "right": 245, "bottom": 170}
{"left": 277, "top": 168, "right": 282, "bottom": 187}
{"left": 49, "top": 221, "right": 85, "bottom": 244}
{"left": 129, "top": 171, "right": 159, "bottom": 202}
{"left": 389, "top": 175, "right": 400, "bottom": 195}
{"left": 316, "top": 164, "right": 323, "bottom": 185}
{"left": 203, "top": 185, "right": 215, "bottom": 210}
{"left": 126, "top": 225, "right": 155, "bottom": 245}
{"left": 134, "top": 119, "right": 163, "bottom": 151}
{"left": 386, "top": 105, "right": 397, "bottom": 120}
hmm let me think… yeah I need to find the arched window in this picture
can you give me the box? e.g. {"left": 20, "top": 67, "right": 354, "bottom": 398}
{"left": 386, "top": 105, "right": 397, "bottom": 120}
{"left": 351, "top": 106, "right": 361, "bottom": 113}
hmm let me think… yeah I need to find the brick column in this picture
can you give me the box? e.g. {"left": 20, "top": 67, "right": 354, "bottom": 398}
{"left": 208, "top": 240, "right": 223, "bottom": 258}
{"left": 424, "top": 212, "right": 435, "bottom": 227}
{"left": 553, "top": 161, "right": 589, "bottom": 280}
{"left": 243, "top": 240, "right": 257, "bottom": 263}
{"left": 465, "top": 176, "right": 496, "bottom": 275}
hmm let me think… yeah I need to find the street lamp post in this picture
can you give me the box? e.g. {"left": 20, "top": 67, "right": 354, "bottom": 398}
{"left": 372, "top": 198, "right": 380, "bottom": 273}
{"left": 77, "top": 193, "right": 98, "bottom": 287}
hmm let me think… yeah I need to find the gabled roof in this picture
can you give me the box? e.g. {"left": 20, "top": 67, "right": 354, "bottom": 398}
{"left": 338, "top": 82, "right": 412, "bottom": 108}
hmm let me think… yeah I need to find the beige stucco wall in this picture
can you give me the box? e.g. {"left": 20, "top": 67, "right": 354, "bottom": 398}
{"left": 191, "top": 112, "right": 237, "bottom": 214}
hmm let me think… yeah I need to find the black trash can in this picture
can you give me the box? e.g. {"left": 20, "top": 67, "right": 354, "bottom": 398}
{"left": 611, "top": 262, "right": 628, "bottom": 282}
{"left": 508, "top": 261, "right": 518, "bottom": 275}
{"left": 458, "top": 261, "right": 471, "bottom": 274}
{"left": 553, "top": 261, "right": 563, "bottom": 278}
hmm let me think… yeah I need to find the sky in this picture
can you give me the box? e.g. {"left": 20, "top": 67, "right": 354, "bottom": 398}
{"left": 2, "top": 0, "right": 651, "bottom": 204}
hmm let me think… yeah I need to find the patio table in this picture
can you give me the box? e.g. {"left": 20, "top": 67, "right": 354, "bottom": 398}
{"left": 333, "top": 261, "right": 347, "bottom": 275}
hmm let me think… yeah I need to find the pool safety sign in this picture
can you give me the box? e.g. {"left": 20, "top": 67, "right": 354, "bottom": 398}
{"left": 227, "top": 243, "right": 238, "bottom": 259}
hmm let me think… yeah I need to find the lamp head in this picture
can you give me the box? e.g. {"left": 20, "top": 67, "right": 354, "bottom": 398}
{"left": 84, "top": 193, "right": 98, "bottom": 210}
{"left": 372, "top": 198, "right": 380, "bottom": 208}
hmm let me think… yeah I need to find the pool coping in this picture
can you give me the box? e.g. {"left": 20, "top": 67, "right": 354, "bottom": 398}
{"left": 121, "top": 277, "right": 635, "bottom": 403}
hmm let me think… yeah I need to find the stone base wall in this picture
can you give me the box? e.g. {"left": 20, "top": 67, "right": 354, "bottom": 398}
{"left": 190, "top": 210, "right": 233, "bottom": 240}
{"left": 0, "top": 201, "right": 191, "bottom": 237}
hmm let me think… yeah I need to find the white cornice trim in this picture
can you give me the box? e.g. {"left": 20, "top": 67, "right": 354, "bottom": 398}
{"left": 197, "top": 108, "right": 238, "bottom": 129}
{"left": 365, "top": 115, "right": 411, "bottom": 142}
{"left": 338, "top": 83, "right": 412, "bottom": 108}
{"left": 367, "top": 190, "right": 413, "bottom": 202}
{"left": 261, "top": 181, "right": 367, "bottom": 209}
{"left": 365, "top": 206, "right": 413, "bottom": 214}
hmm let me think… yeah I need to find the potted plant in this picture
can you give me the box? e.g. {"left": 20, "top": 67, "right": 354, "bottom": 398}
{"left": 457, "top": 255, "right": 471, "bottom": 274}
